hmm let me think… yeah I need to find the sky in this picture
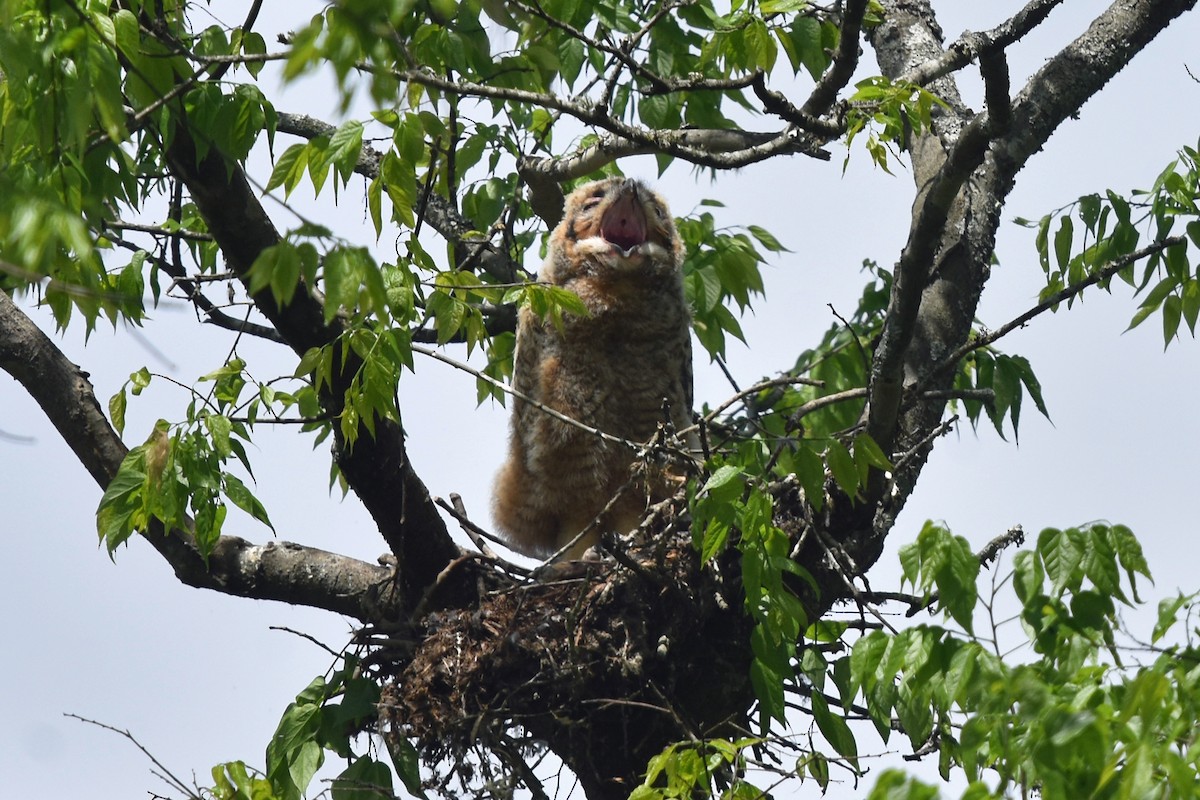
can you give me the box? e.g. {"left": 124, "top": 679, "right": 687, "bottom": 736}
{"left": 2, "top": 3, "right": 1199, "bottom": 798}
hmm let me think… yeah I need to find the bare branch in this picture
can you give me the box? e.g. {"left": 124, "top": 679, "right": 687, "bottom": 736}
{"left": 898, "top": 0, "right": 1067, "bottom": 87}
{"left": 978, "top": 525, "right": 1025, "bottom": 567}
{"left": 105, "top": 233, "right": 287, "bottom": 344}
{"left": 390, "top": 68, "right": 830, "bottom": 171}
{"left": 66, "top": 714, "right": 198, "bottom": 799}
{"left": 518, "top": 128, "right": 826, "bottom": 225}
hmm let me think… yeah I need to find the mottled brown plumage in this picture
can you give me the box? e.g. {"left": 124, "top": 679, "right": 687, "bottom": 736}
{"left": 492, "top": 177, "right": 694, "bottom": 559}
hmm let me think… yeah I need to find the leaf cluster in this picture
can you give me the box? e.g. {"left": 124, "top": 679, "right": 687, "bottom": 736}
{"left": 837, "top": 522, "right": 1200, "bottom": 800}
{"left": 98, "top": 361, "right": 291, "bottom": 556}
{"left": 253, "top": 656, "right": 403, "bottom": 800}
{"left": 1018, "top": 141, "right": 1200, "bottom": 346}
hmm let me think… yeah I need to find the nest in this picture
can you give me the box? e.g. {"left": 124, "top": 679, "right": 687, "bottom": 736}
{"left": 375, "top": 528, "right": 755, "bottom": 797}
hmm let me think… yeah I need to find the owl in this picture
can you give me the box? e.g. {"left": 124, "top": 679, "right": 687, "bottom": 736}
{"left": 492, "top": 177, "right": 694, "bottom": 560}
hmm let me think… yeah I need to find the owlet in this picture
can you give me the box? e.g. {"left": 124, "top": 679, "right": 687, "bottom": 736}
{"left": 492, "top": 177, "right": 694, "bottom": 560}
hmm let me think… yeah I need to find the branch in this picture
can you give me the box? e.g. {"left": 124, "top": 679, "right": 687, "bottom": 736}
{"left": 866, "top": 104, "right": 996, "bottom": 448}
{"left": 751, "top": 73, "right": 846, "bottom": 136}
{"left": 924, "top": 236, "right": 1188, "bottom": 385}
{"left": 845, "top": 0, "right": 1195, "bottom": 584}
{"left": 0, "top": 291, "right": 400, "bottom": 621}
{"left": 997, "top": 0, "right": 1199, "bottom": 176}
{"left": 66, "top": 714, "right": 197, "bottom": 799}
{"left": 801, "top": 0, "right": 869, "bottom": 117}
{"left": 977, "top": 525, "right": 1025, "bottom": 568}
{"left": 155, "top": 95, "right": 463, "bottom": 609}
{"left": 897, "top": 0, "right": 1067, "bottom": 88}
{"left": 105, "top": 233, "right": 287, "bottom": 344}
{"left": 390, "top": 67, "right": 830, "bottom": 168}
{"left": 518, "top": 128, "right": 827, "bottom": 226}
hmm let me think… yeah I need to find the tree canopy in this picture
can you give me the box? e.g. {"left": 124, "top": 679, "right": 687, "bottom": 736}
{"left": 3, "top": 0, "right": 1200, "bottom": 798}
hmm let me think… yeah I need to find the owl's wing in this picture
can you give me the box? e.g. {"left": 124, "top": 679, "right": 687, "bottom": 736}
{"left": 509, "top": 307, "right": 547, "bottom": 428}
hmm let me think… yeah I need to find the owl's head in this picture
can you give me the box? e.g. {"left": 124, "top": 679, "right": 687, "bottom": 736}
{"left": 550, "top": 177, "right": 684, "bottom": 278}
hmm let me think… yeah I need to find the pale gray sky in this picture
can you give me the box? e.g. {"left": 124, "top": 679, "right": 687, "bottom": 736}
{"left": 2, "top": 3, "right": 1198, "bottom": 798}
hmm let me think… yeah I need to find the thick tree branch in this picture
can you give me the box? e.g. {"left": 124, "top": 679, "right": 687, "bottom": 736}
{"left": 160, "top": 117, "right": 464, "bottom": 611}
{"left": 0, "top": 290, "right": 399, "bottom": 621}
{"left": 866, "top": 101, "right": 1000, "bottom": 449}
{"left": 872, "top": 0, "right": 1195, "bottom": 444}
{"left": 998, "top": 0, "right": 1198, "bottom": 173}
{"left": 846, "top": 0, "right": 1195, "bottom": 590}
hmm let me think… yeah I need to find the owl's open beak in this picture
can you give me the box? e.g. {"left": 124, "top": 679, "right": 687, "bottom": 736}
{"left": 600, "top": 181, "right": 649, "bottom": 254}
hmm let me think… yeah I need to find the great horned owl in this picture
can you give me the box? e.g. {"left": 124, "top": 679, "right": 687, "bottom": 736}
{"left": 492, "top": 177, "right": 694, "bottom": 560}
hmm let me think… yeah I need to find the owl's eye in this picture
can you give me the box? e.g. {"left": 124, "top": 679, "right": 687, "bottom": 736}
{"left": 582, "top": 188, "right": 606, "bottom": 210}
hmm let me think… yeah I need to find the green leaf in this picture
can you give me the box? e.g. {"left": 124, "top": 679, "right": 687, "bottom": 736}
{"left": 96, "top": 445, "right": 149, "bottom": 555}
{"left": 267, "top": 699, "right": 324, "bottom": 800}
{"left": 1163, "top": 293, "right": 1182, "bottom": 346}
{"left": 1012, "top": 550, "right": 1044, "bottom": 604}
{"left": 332, "top": 757, "right": 393, "bottom": 800}
{"left": 385, "top": 736, "right": 428, "bottom": 799}
{"left": 1181, "top": 278, "right": 1200, "bottom": 334}
{"left": 223, "top": 473, "right": 275, "bottom": 532}
{"left": 203, "top": 414, "right": 233, "bottom": 458}
{"left": 130, "top": 366, "right": 152, "bottom": 394}
{"left": 810, "top": 692, "right": 859, "bottom": 767}
{"left": 750, "top": 657, "right": 786, "bottom": 724}
{"left": 328, "top": 120, "right": 364, "bottom": 184}
{"left": 1109, "top": 523, "right": 1151, "bottom": 600}
{"left": 266, "top": 142, "right": 310, "bottom": 197}
{"left": 747, "top": 224, "right": 788, "bottom": 253}
{"left": 701, "top": 464, "right": 744, "bottom": 494}
{"left": 109, "top": 387, "right": 128, "bottom": 436}
{"left": 1054, "top": 216, "right": 1074, "bottom": 270}
{"left": 1152, "top": 593, "right": 1191, "bottom": 643}
{"left": 1035, "top": 214, "right": 1052, "bottom": 273}
{"left": 798, "top": 751, "right": 831, "bottom": 792}
{"left": 825, "top": 440, "right": 858, "bottom": 498}
{"left": 1039, "top": 526, "right": 1084, "bottom": 596}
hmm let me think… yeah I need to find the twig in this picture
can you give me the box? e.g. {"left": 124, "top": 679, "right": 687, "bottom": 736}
{"left": 815, "top": 529, "right": 899, "bottom": 635}
{"left": 413, "top": 342, "right": 651, "bottom": 451}
{"left": 433, "top": 497, "right": 514, "bottom": 559}
{"left": 690, "top": 376, "right": 825, "bottom": 433}
{"left": 889, "top": 414, "right": 959, "bottom": 475}
{"left": 268, "top": 626, "right": 343, "bottom": 658}
{"left": 64, "top": 714, "right": 198, "bottom": 799}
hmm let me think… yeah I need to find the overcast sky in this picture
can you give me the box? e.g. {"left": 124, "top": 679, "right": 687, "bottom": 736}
{"left": 3, "top": 3, "right": 1199, "bottom": 798}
